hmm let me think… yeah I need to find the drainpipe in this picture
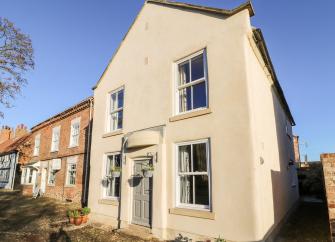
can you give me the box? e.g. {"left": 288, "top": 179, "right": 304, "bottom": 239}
{"left": 117, "top": 136, "right": 128, "bottom": 229}
{"left": 82, "top": 98, "right": 94, "bottom": 206}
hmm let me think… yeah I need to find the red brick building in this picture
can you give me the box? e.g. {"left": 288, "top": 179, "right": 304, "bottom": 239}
{"left": 21, "top": 97, "right": 93, "bottom": 205}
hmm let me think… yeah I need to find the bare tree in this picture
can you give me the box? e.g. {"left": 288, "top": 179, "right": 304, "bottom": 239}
{"left": 0, "top": 17, "right": 34, "bottom": 117}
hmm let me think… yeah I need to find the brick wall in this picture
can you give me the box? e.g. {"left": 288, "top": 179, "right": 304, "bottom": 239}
{"left": 321, "top": 153, "right": 335, "bottom": 241}
{"left": 22, "top": 98, "right": 92, "bottom": 205}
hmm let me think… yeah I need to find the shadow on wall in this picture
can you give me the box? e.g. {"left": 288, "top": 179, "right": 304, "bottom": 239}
{"left": 269, "top": 86, "right": 299, "bottom": 238}
{"left": 81, "top": 120, "right": 93, "bottom": 207}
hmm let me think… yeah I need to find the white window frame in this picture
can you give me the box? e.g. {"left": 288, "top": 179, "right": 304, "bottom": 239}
{"left": 69, "top": 118, "right": 80, "bottom": 148}
{"left": 33, "top": 134, "right": 41, "bottom": 156}
{"left": 175, "top": 138, "right": 211, "bottom": 211}
{"left": 174, "top": 49, "right": 209, "bottom": 115}
{"left": 65, "top": 156, "right": 77, "bottom": 186}
{"left": 22, "top": 168, "right": 35, "bottom": 185}
{"left": 47, "top": 160, "right": 57, "bottom": 185}
{"left": 21, "top": 168, "right": 27, "bottom": 184}
{"left": 107, "top": 87, "right": 124, "bottom": 133}
{"left": 102, "top": 152, "right": 121, "bottom": 200}
{"left": 51, "top": 126, "right": 61, "bottom": 152}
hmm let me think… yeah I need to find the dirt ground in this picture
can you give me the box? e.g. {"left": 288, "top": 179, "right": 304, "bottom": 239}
{"left": 0, "top": 190, "right": 158, "bottom": 242}
{"left": 0, "top": 190, "right": 331, "bottom": 242}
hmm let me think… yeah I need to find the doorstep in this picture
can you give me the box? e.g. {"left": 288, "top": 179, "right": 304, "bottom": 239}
{"left": 118, "top": 224, "right": 155, "bottom": 240}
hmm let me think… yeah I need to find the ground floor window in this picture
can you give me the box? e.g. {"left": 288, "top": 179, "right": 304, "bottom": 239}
{"left": 103, "top": 153, "right": 121, "bottom": 198}
{"left": 66, "top": 156, "right": 77, "bottom": 186}
{"left": 176, "top": 139, "right": 211, "bottom": 209}
{"left": 21, "top": 167, "right": 35, "bottom": 185}
{"left": 48, "top": 161, "right": 57, "bottom": 185}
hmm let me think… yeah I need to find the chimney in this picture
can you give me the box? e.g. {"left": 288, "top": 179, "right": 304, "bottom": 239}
{"left": 0, "top": 126, "right": 13, "bottom": 144}
{"left": 15, "top": 124, "right": 28, "bottom": 139}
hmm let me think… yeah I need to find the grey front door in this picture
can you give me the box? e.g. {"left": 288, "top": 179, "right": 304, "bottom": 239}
{"left": 132, "top": 160, "right": 152, "bottom": 227}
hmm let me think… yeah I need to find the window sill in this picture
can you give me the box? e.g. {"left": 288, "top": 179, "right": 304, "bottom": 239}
{"left": 169, "top": 207, "right": 215, "bottom": 220}
{"left": 64, "top": 185, "right": 76, "bottom": 188}
{"left": 102, "top": 130, "right": 123, "bottom": 138}
{"left": 47, "top": 184, "right": 56, "bottom": 187}
{"left": 169, "top": 108, "right": 211, "bottom": 122}
{"left": 98, "top": 199, "right": 119, "bottom": 206}
{"left": 68, "top": 145, "right": 79, "bottom": 149}
{"left": 50, "top": 150, "right": 58, "bottom": 153}
{"left": 21, "top": 184, "right": 33, "bottom": 186}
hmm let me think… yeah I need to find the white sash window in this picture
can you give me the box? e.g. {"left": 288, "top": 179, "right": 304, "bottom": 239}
{"left": 176, "top": 139, "right": 211, "bottom": 210}
{"left": 108, "top": 88, "right": 124, "bottom": 132}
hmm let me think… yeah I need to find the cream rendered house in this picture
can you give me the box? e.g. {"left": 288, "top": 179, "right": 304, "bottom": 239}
{"left": 88, "top": 1, "right": 299, "bottom": 241}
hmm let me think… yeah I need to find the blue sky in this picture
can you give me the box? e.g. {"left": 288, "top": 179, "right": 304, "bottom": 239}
{"left": 0, "top": 0, "right": 334, "bottom": 160}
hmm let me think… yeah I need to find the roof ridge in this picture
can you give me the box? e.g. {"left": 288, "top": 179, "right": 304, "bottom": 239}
{"left": 146, "top": 0, "right": 255, "bottom": 17}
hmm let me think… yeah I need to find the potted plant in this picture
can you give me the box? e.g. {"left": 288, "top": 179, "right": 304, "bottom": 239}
{"left": 142, "top": 164, "right": 154, "bottom": 178}
{"left": 67, "top": 210, "right": 74, "bottom": 224}
{"left": 81, "top": 207, "right": 91, "bottom": 223}
{"left": 73, "top": 209, "right": 82, "bottom": 226}
{"left": 110, "top": 166, "right": 121, "bottom": 178}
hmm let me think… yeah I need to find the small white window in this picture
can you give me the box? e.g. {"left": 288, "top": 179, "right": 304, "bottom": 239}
{"left": 66, "top": 156, "right": 77, "bottom": 186}
{"left": 48, "top": 161, "right": 57, "bottom": 185}
{"left": 108, "top": 88, "right": 124, "bottom": 132}
{"left": 21, "top": 168, "right": 27, "bottom": 184}
{"left": 103, "top": 153, "right": 121, "bottom": 198}
{"left": 69, "top": 118, "right": 80, "bottom": 147}
{"left": 176, "top": 139, "right": 211, "bottom": 210}
{"left": 33, "top": 134, "right": 41, "bottom": 156}
{"left": 175, "top": 50, "right": 208, "bottom": 114}
{"left": 51, "top": 126, "right": 61, "bottom": 152}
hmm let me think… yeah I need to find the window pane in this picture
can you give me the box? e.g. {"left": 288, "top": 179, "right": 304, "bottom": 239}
{"left": 106, "top": 156, "right": 113, "bottom": 175}
{"left": 111, "top": 112, "right": 118, "bottom": 131}
{"left": 180, "top": 175, "right": 193, "bottom": 204}
{"left": 193, "top": 82, "right": 206, "bottom": 109}
{"left": 178, "top": 61, "right": 190, "bottom": 85}
{"left": 193, "top": 143, "right": 207, "bottom": 172}
{"left": 179, "top": 87, "right": 192, "bottom": 112}
{"left": 114, "top": 154, "right": 121, "bottom": 167}
{"left": 195, "top": 175, "right": 209, "bottom": 205}
{"left": 111, "top": 93, "right": 117, "bottom": 111}
{"left": 191, "top": 54, "right": 204, "bottom": 81}
{"left": 117, "top": 90, "right": 124, "bottom": 109}
{"left": 117, "top": 110, "right": 123, "bottom": 130}
{"left": 179, "top": 145, "right": 191, "bottom": 172}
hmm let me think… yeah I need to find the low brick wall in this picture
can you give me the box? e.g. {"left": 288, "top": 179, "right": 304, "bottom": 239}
{"left": 321, "top": 153, "right": 335, "bottom": 241}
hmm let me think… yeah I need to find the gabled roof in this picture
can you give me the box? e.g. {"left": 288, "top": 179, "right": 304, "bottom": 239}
{"left": 252, "top": 28, "right": 295, "bottom": 126}
{"left": 146, "top": 0, "right": 254, "bottom": 17}
{"left": 0, "top": 134, "right": 30, "bottom": 155}
{"left": 31, "top": 97, "right": 93, "bottom": 132}
{"left": 92, "top": 0, "right": 254, "bottom": 90}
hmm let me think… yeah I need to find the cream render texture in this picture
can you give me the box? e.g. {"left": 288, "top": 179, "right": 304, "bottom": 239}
{"left": 88, "top": 1, "right": 299, "bottom": 241}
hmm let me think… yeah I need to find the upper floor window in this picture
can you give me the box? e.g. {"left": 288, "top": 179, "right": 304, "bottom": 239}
{"left": 33, "top": 134, "right": 41, "bottom": 156}
{"left": 108, "top": 88, "right": 124, "bottom": 132}
{"left": 69, "top": 118, "right": 80, "bottom": 147}
{"left": 103, "top": 153, "right": 121, "bottom": 199}
{"left": 66, "top": 156, "right": 77, "bottom": 186}
{"left": 176, "top": 139, "right": 211, "bottom": 210}
{"left": 51, "top": 126, "right": 61, "bottom": 152}
{"left": 176, "top": 50, "right": 208, "bottom": 114}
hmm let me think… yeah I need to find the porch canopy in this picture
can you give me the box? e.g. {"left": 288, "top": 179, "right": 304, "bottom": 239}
{"left": 22, "top": 161, "right": 40, "bottom": 170}
{"left": 127, "top": 130, "right": 160, "bottom": 148}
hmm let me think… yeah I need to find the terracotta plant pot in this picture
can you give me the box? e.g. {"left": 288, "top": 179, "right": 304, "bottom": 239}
{"left": 69, "top": 217, "right": 75, "bottom": 224}
{"left": 81, "top": 214, "right": 88, "bottom": 223}
{"left": 74, "top": 216, "right": 82, "bottom": 226}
